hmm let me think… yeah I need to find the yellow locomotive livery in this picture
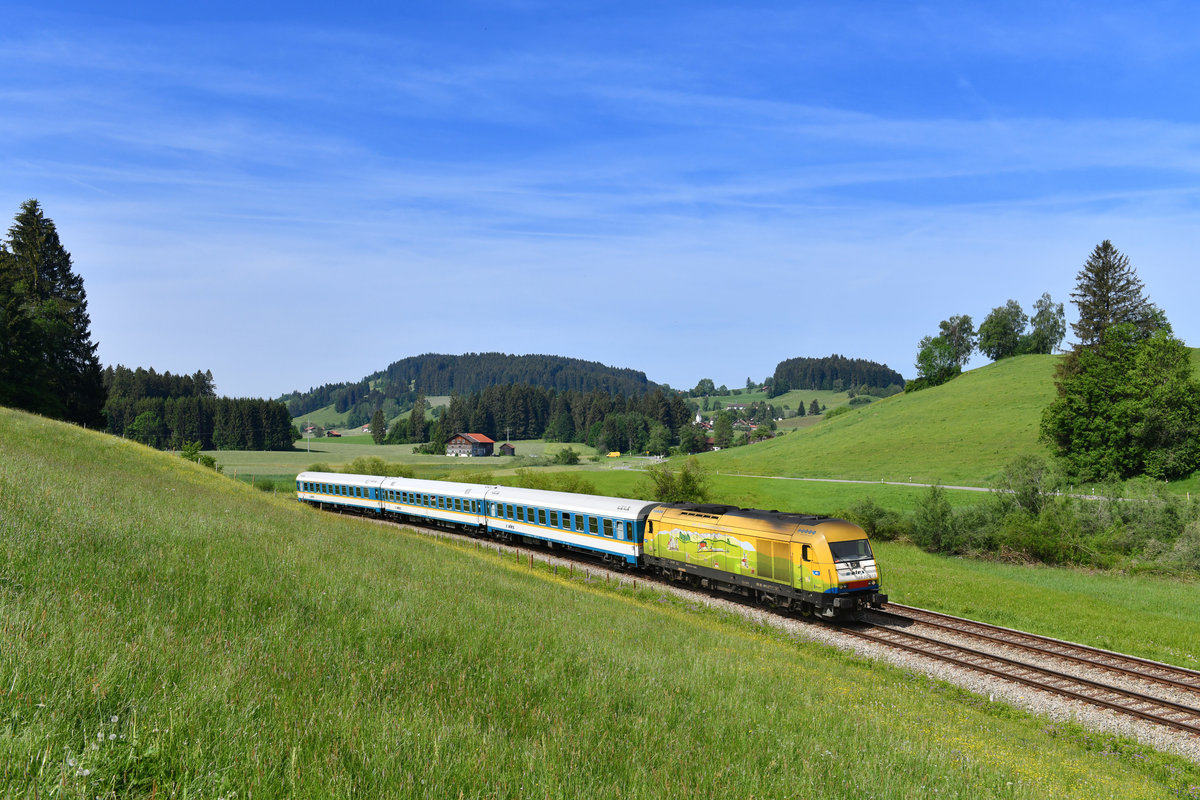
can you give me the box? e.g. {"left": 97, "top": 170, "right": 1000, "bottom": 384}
{"left": 644, "top": 503, "right": 886, "bottom": 619}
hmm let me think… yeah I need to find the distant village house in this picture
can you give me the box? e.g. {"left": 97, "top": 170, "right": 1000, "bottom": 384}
{"left": 446, "top": 433, "right": 495, "bottom": 457}
{"left": 499, "top": 443, "right": 516, "bottom": 457}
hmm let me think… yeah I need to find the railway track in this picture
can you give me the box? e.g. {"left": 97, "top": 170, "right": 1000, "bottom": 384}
{"left": 351, "top": 506, "right": 1200, "bottom": 740}
{"left": 850, "top": 604, "right": 1200, "bottom": 737}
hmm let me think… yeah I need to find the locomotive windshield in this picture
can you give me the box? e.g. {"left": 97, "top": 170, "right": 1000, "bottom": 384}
{"left": 828, "top": 539, "right": 873, "bottom": 562}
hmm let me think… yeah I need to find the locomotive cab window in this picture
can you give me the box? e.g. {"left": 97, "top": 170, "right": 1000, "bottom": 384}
{"left": 828, "top": 539, "right": 873, "bottom": 562}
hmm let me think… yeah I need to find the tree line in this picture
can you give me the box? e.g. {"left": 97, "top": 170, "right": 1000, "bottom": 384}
{"left": 375, "top": 384, "right": 706, "bottom": 456}
{"left": 103, "top": 365, "right": 298, "bottom": 451}
{"left": 910, "top": 293, "right": 1067, "bottom": 391}
{"left": 767, "top": 355, "right": 904, "bottom": 398}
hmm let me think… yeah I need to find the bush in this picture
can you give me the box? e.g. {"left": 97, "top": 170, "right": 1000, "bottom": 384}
{"left": 841, "top": 497, "right": 904, "bottom": 542}
{"left": 343, "top": 456, "right": 415, "bottom": 478}
{"left": 911, "top": 486, "right": 955, "bottom": 551}
{"left": 643, "top": 458, "right": 709, "bottom": 503}
{"left": 552, "top": 447, "right": 580, "bottom": 465}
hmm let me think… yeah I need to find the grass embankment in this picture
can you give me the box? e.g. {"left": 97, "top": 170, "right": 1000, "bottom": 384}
{"left": 3, "top": 407, "right": 1199, "bottom": 797}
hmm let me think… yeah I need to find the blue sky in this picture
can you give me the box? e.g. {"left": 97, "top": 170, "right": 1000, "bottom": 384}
{"left": 4, "top": 2, "right": 1200, "bottom": 398}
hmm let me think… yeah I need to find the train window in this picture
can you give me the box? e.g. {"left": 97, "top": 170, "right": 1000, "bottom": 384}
{"left": 517, "top": 506, "right": 525, "bottom": 522}
{"left": 506, "top": 504, "right": 514, "bottom": 519}
{"left": 550, "top": 510, "right": 559, "bottom": 528}
{"left": 574, "top": 515, "right": 583, "bottom": 532}
{"left": 589, "top": 517, "right": 599, "bottom": 535}
{"left": 538, "top": 509, "right": 546, "bottom": 525}
{"left": 603, "top": 519, "right": 613, "bottom": 538}
{"left": 802, "top": 544, "right": 812, "bottom": 562}
{"left": 829, "top": 539, "right": 873, "bottom": 562}
{"left": 616, "top": 521, "right": 625, "bottom": 540}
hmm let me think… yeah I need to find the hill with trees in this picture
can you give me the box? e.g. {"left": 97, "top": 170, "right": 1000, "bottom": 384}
{"left": 703, "top": 354, "right": 1060, "bottom": 486}
{"left": 767, "top": 355, "right": 904, "bottom": 398}
{"left": 281, "top": 353, "right": 658, "bottom": 425}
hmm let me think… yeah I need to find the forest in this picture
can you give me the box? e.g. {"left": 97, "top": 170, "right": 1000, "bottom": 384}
{"left": 102, "top": 366, "right": 297, "bottom": 451}
{"left": 767, "top": 355, "right": 904, "bottom": 398}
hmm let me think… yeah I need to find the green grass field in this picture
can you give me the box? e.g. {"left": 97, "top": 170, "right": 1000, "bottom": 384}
{"left": 210, "top": 438, "right": 601, "bottom": 485}
{"left": 4, "top": 406, "right": 1200, "bottom": 797}
{"left": 697, "top": 354, "right": 1059, "bottom": 486}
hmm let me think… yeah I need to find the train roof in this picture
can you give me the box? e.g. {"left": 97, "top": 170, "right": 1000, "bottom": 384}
{"left": 379, "top": 475, "right": 496, "bottom": 497}
{"left": 484, "top": 484, "right": 660, "bottom": 519}
{"left": 297, "top": 471, "right": 386, "bottom": 487}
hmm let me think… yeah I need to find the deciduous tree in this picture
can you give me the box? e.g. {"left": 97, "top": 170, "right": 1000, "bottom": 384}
{"left": 978, "top": 300, "right": 1028, "bottom": 361}
{"left": 938, "top": 315, "right": 976, "bottom": 367}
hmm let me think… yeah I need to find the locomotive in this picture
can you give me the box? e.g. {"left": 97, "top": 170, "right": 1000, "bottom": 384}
{"left": 296, "top": 471, "right": 887, "bottom": 619}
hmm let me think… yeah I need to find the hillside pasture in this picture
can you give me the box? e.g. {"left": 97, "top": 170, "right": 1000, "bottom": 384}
{"left": 698, "top": 355, "right": 1059, "bottom": 487}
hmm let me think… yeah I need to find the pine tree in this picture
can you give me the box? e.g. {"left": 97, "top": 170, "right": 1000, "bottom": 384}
{"left": 0, "top": 200, "right": 104, "bottom": 425}
{"left": 1070, "top": 240, "right": 1154, "bottom": 348}
{"left": 370, "top": 408, "right": 386, "bottom": 444}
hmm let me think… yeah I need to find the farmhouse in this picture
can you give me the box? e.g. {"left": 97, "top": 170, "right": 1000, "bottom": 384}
{"left": 446, "top": 433, "right": 495, "bottom": 457}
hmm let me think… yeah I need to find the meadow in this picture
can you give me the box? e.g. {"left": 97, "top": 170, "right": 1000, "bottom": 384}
{"left": 4, "top": 406, "right": 1200, "bottom": 797}
{"left": 700, "top": 354, "right": 1060, "bottom": 487}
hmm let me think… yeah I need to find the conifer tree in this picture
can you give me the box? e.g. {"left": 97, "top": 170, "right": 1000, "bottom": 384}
{"left": 1070, "top": 240, "right": 1155, "bottom": 347}
{"left": 370, "top": 408, "right": 386, "bottom": 444}
{"left": 0, "top": 199, "right": 104, "bottom": 425}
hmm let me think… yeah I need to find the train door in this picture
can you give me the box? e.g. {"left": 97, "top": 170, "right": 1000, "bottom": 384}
{"left": 797, "top": 542, "right": 813, "bottom": 593}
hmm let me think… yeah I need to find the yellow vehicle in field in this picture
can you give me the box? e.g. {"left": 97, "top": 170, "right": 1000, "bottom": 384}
{"left": 644, "top": 503, "right": 886, "bottom": 619}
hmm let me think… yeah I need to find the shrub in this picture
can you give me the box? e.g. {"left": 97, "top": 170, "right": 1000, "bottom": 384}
{"left": 911, "top": 486, "right": 955, "bottom": 552}
{"left": 841, "top": 497, "right": 904, "bottom": 541}
{"left": 343, "top": 456, "right": 414, "bottom": 478}
{"left": 552, "top": 447, "right": 580, "bottom": 465}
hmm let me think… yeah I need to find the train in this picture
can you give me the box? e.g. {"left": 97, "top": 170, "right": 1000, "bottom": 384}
{"left": 295, "top": 471, "right": 887, "bottom": 620}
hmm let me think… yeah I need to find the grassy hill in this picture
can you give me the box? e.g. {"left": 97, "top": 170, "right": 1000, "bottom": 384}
{"left": 3, "top": 406, "right": 1197, "bottom": 797}
{"left": 701, "top": 354, "right": 1060, "bottom": 486}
